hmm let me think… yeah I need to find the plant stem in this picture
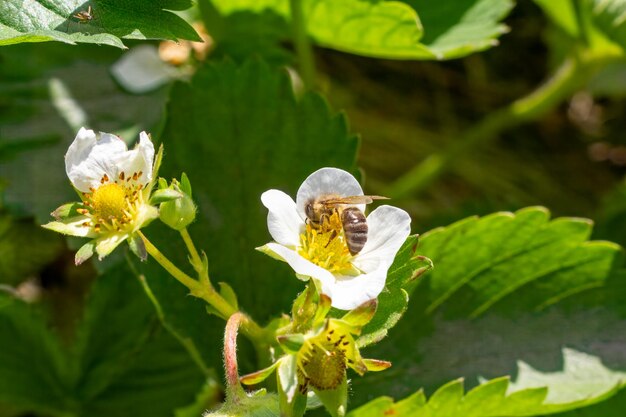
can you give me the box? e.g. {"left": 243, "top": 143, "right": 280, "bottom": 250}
{"left": 137, "top": 231, "right": 268, "bottom": 346}
{"left": 180, "top": 228, "right": 209, "bottom": 282}
{"left": 386, "top": 50, "right": 620, "bottom": 199}
{"left": 224, "top": 312, "right": 247, "bottom": 402}
{"left": 289, "top": 0, "right": 316, "bottom": 89}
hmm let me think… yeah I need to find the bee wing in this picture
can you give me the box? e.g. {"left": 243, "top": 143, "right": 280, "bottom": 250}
{"left": 320, "top": 195, "right": 389, "bottom": 205}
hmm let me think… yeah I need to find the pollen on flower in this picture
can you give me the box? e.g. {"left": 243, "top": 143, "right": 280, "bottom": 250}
{"left": 298, "top": 212, "right": 360, "bottom": 275}
{"left": 81, "top": 172, "right": 146, "bottom": 233}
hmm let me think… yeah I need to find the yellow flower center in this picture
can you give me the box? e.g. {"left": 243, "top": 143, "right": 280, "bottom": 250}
{"left": 298, "top": 212, "right": 360, "bottom": 275}
{"left": 91, "top": 183, "right": 127, "bottom": 222}
{"left": 78, "top": 172, "right": 146, "bottom": 234}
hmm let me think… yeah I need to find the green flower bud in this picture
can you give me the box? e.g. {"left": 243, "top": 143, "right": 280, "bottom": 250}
{"left": 159, "top": 173, "right": 197, "bottom": 230}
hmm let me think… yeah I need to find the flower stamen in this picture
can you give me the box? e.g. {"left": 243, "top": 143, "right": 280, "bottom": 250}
{"left": 79, "top": 172, "right": 148, "bottom": 234}
{"left": 298, "top": 212, "right": 360, "bottom": 275}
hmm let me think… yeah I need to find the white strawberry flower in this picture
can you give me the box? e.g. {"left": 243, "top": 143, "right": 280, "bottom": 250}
{"left": 43, "top": 127, "right": 160, "bottom": 264}
{"left": 258, "top": 167, "right": 411, "bottom": 310}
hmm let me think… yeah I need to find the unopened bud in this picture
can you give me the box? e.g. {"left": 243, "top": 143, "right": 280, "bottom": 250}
{"left": 159, "top": 174, "right": 196, "bottom": 230}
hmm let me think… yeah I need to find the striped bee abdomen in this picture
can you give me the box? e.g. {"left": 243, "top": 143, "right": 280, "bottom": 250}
{"left": 341, "top": 207, "right": 368, "bottom": 255}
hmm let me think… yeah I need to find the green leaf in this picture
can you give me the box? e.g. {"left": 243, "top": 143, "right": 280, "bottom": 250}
{"left": 0, "top": 294, "right": 70, "bottom": 415}
{"left": 208, "top": 0, "right": 513, "bottom": 60}
{"left": 402, "top": 0, "right": 515, "bottom": 59}
{"left": 68, "top": 263, "right": 208, "bottom": 417}
{"left": 0, "top": 262, "right": 210, "bottom": 416}
{"left": 0, "top": 214, "right": 63, "bottom": 285}
{"left": 350, "top": 207, "right": 626, "bottom": 413}
{"left": 357, "top": 236, "right": 432, "bottom": 348}
{"left": 348, "top": 375, "right": 621, "bottom": 417}
{"left": 0, "top": 0, "right": 200, "bottom": 49}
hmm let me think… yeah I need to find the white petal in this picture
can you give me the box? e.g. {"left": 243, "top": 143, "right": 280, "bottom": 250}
{"left": 262, "top": 242, "right": 336, "bottom": 298}
{"left": 65, "top": 131, "right": 128, "bottom": 192}
{"left": 116, "top": 131, "right": 155, "bottom": 185}
{"left": 295, "top": 168, "right": 364, "bottom": 219}
{"left": 352, "top": 205, "right": 411, "bottom": 273}
{"left": 328, "top": 268, "right": 388, "bottom": 310}
{"left": 65, "top": 128, "right": 99, "bottom": 191}
{"left": 65, "top": 130, "right": 154, "bottom": 192}
{"left": 261, "top": 190, "right": 304, "bottom": 247}
{"left": 42, "top": 215, "right": 98, "bottom": 238}
{"left": 95, "top": 233, "right": 128, "bottom": 259}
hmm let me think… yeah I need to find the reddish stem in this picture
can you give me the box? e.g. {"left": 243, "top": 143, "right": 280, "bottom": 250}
{"left": 224, "top": 312, "right": 247, "bottom": 402}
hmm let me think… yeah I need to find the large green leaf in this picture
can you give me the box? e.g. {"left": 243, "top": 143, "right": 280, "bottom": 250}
{"left": 348, "top": 375, "right": 621, "bottom": 417}
{"left": 206, "top": 0, "right": 513, "bottom": 60}
{"left": 0, "top": 263, "right": 208, "bottom": 416}
{"left": 0, "top": 294, "right": 70, "bottom": 415}
{"left": 350, "top": 207, "right": 626, "bottom": 413}
{"left": 0, "top": 0, "right": 200, "bottom": 49}
{"left": 402, "top": 0, "right": 514, "bottom": 59}
{"left": 0, "top": 42, "right": 169, "bottom": 221}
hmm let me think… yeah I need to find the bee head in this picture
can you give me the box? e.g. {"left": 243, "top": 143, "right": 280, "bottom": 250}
{"left": 305, "top": 199, "right": 317, "bottom": 222}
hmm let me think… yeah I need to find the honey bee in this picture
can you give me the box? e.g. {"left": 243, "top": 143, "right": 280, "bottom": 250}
{"left": 304, "top": 195, "right": 388, "bottom": 255}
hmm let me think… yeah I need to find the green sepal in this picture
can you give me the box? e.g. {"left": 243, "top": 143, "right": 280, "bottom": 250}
{"left": 150, "top": 188, "right": 183, "bottom": 204}
{"left": 278, "top": 354, "right": 299, "bottom": 403}
{"left": 313, "top": 377, "right": 348, "bottom": 417}
{"left": 341, "top": 298, "right": 377, "bottom": 330}
{"left": 201, "top": 251, "right": 210, "bottom": 274}
{"left": 180, "top": 172, "right": 192, "bottom": 196}
{"left": 240, "top": 359, "right": 281, "bottom": 385}
{"left": 306, "top": 391, "right": 323, "bottom": 410}
{"left": 362, "top": 358, "right": 392, "bottom": 372}
{"left": 158, "top": 179, "right": 197, "bottom": 230}
{"left": 277, "top": 334, "right": 305, "bottom": 354}
{"left": 312, "top": 294, "right": 332, "bottom": 326}
{"left": 128, "top": 233, "right": 147, "bottom": 262}
{"left": 51, "top": 202, "right": 83, "bottom": 220}
{"left": 42, "top": 216, "right": 97, "bottom": 238}
{"left": 291, "top": 284, "right": 317, "bottom": 332}
{"left": 277, "top": 355, "right": 306, "bottom": 417}
{"left": 152, "top": 143, "right": 164, "bottom": 185}
{"left": 158, "top": 177, "right": 168, "bottom": 189}
{"left": 75, "top": 241, "right": 95, "bottom": 265}
{"left": 218, "top": 282, "right": 238, "bottom": 310}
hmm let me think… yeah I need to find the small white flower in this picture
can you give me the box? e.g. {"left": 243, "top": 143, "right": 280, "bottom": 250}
{"left": 43, "top": 128, "right": 159, "bottom": 263}
{"left": 258, "top": 167, "right": 411, "bottom": 310}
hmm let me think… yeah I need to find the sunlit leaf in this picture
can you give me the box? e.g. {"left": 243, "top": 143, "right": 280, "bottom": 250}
{"left": 207, "top": 0, "right": 513, "bottom": 60}
{"left": 0, "top": 0, "right": 200, "bottom": 48}
{"left": 351, "top": 207, "right": 626, "bottom": 413}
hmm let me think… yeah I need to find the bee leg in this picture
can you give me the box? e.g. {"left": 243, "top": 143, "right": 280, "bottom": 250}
{"left": 325, "top": 230, "right": 338, "bottom": 248}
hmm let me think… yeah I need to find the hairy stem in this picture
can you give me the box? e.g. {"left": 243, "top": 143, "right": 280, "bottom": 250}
{"left": 289, "top": 0, "right": 316, "bottom": 89}
{"left": 224, "top": 312, "right": 248, "bottom": 402}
